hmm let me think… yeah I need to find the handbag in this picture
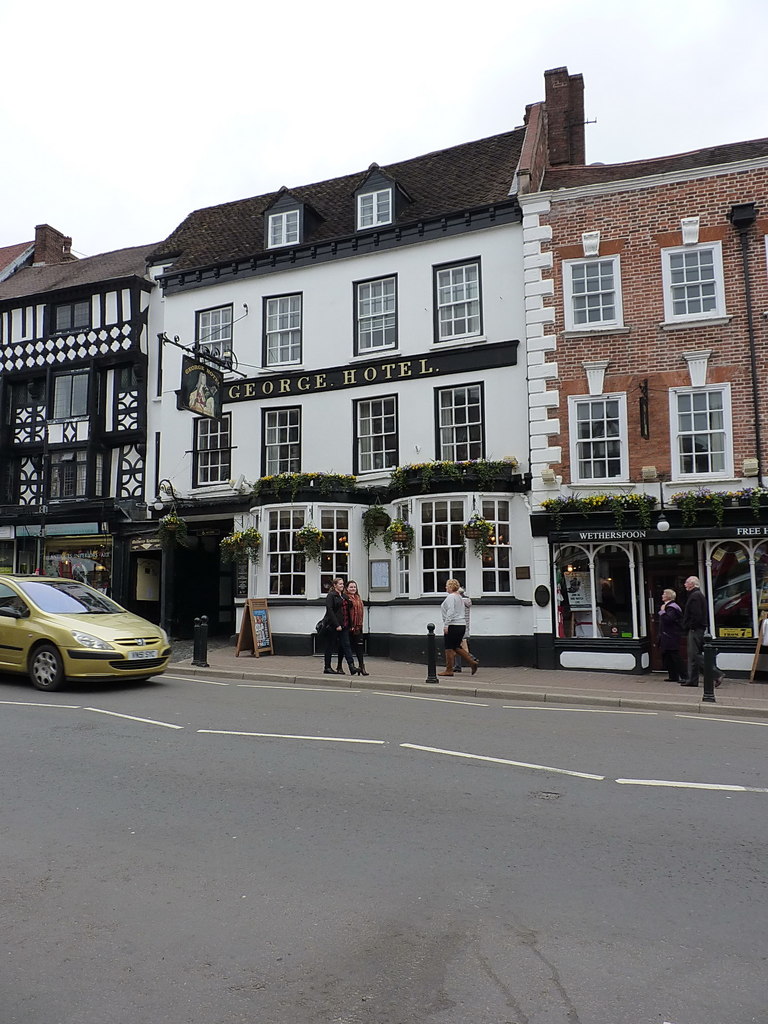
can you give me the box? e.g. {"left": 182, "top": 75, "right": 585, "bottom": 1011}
{"left": 315, "top": 619, "right": 326, "bottom": 634}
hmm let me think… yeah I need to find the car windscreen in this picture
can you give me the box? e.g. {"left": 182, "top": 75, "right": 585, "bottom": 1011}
{"left": 16, "top": 581, "right": 123, "bottom": 615}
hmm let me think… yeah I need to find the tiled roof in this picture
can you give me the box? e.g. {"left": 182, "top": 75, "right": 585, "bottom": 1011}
{"left": 543, "top": 137, "right": 768, "bottom": 190}
{"left": 152, "top": 129, "right": 526, "bottom": 272}
{"left": 0, "top": 240, "right": 33, "bottom": 275}
{"left": 0, "top": 243, "right": 159, "bottom": 302}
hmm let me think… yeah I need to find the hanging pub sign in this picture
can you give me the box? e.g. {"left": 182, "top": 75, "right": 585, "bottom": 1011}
{"left": 179, "top": 357, "right": 224, "bottom": 419}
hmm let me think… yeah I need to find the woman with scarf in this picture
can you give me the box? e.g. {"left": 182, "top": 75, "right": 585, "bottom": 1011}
{"left": 322, "top": 577, "right": 356, "bottom": 675}
{"left": 336, "top": 580, "right": 368, "bottom": 675}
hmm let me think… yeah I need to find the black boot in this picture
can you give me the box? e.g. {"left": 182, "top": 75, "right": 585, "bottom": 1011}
{"left": 357, "top": 658, "right": 369, "bottom": 677}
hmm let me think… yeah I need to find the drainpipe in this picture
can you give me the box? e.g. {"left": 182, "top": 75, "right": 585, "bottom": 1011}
{"left": 728, "top": 203, "right": 762, "bottom": 486}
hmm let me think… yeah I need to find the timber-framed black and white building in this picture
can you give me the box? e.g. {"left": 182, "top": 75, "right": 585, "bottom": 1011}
{"left": 0, "top": 225, "right": 158, "bottom": 614}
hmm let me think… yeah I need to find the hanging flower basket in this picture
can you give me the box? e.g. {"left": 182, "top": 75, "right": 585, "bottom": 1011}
{"left": 383, "top": 519, "right": 415, "bottom": 555}
{"left": 463, "top": 514, "right": 494, "bottom": 556}
{"left": 361, "top": 505, "right": 391, "bottom": 550}
{"left": 219, "top": 527, "right": 262, "bottom": 565}
{"left": 158, "top": 512, "right": 188, "bottom": 549}
{"left": 295, "top": 523, "right": 324, "bottom": 562}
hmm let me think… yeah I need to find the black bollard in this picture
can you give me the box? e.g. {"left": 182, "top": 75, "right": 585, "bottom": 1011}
{"left": 192, "top": 615, "right": 210, "bottom": 668}
{"left": 702, "top": 629, "right": 716, "bottom": 703}
{"left": 425, "top": 622, "right": 439, "bottom": 684}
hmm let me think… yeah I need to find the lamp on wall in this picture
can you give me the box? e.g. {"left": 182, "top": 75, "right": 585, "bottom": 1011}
{"left": 656, "top": 472, "right": 670, "bottom": 533}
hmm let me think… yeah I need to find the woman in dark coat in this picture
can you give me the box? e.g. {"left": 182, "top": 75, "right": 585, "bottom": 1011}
{"left": 658, "top": 587, "right": 687, "bottom": 683}
{"left": 322, "top": 577, "right": 356, "bottom": 675}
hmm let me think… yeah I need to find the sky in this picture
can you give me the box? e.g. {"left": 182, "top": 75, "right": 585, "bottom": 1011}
{"left": 2, "top": 0, "right": 766, "bottom": 259}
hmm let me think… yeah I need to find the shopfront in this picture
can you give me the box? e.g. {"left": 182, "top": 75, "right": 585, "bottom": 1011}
{"left": 538, "top": 516, "right": 768, "bottom": 676}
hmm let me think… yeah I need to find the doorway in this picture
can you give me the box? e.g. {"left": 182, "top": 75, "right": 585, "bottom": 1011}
{"left": 645, "top": 542, "right": 696, "bottom": 671}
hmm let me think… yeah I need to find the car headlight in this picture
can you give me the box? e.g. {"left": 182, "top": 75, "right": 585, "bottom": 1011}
{"left": 71, "top": 631, "right": 116, "bottom": 651}
{"left": 159, "top": 628, "right": 169, "bottom": 645}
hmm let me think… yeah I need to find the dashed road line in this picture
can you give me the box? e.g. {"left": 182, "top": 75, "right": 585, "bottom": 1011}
{"left": 401, "top": 742, "right": 606, "bottom": 780}
{"left": 198, "top": 729, "right": 385, "bottom": 744}
{"left": 675, "top": 713, "right": 768, "bottom": 727}
{"left": 237, "top": 683, "right": 361, "bottom": 693}
{"left": 615, "top": 777, "right": 768, "bottom": 793}
{"left": 84, "top": 707, "right": 184, "bottom": 729}
{"left": 376, "top": 692, "right": 489, "bottom": 706}
{"left": 502, "top": 705, "right": 657, "bottom": 715}
{"left": 0, "top": 700, "right": 81, "bottom": 709}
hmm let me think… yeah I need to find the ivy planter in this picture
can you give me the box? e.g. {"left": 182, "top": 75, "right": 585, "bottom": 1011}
{"left": 388, "top": 460, "right": 521, "bottom": 499}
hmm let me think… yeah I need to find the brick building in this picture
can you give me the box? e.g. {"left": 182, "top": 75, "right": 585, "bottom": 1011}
{"left": 519, "top": 67, "right": 768, "bottom": 675}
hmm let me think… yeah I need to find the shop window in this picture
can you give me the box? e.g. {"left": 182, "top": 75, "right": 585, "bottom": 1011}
{"left": 480, "top": 499, "right": 511, "bottom": 593}
{"left": 267, "top": 508, "right": 306, "bottom": 596}
{"left": 319, "top": 509, "right": 349, "bottom": 592}
{"left": 555, "top": 543, "right": 635, "bottom": 639}
{"left": 421, "top": 499, "right": 465, "bottom": 594}
{"left": 43, "top": 543, "right": 112, "bottom": 594}
{"left": 711, "top": 541, "right": 753, "bottom": 638}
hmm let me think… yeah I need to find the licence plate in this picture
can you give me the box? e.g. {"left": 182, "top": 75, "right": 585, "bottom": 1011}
{"left": 128, "top": 649, "right": 157, "bottom": 661}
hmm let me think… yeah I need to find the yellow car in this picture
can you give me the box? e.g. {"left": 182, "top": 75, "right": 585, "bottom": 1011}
{"left": 0, "top": 576, "right": 171, "bottom": 691}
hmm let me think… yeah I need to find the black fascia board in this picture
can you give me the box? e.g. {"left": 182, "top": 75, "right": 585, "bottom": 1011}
{"left": 159, "top": 199, "right": 522, "bottom": 295}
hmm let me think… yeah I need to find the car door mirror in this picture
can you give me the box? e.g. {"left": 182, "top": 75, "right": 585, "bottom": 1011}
{"left": 0, "top": 605, "right": 27, "bottom": 619}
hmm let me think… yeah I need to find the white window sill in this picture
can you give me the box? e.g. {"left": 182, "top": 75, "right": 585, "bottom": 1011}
{"left": 435, "top": 334, "right": 487, "bottom": 346}
{"left": 567, "top": 481, "right": 632, "bottom": 490}
{"left": 352, "top": 347, "right": 398, "bottom": 360}
{"left": 660, "top": 317, "right": 731, "bottom": 331}
{"left": 562, "top": 327, "right": 630, "bottom": 338}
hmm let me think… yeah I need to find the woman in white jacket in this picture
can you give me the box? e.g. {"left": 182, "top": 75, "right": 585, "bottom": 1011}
{"left": 439, "top": 579, "right": 479, "bottom": 676}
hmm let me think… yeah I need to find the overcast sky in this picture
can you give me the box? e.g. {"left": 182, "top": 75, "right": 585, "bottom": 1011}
{"left": 2, "top": 0, "right": 766, "bottom": 258}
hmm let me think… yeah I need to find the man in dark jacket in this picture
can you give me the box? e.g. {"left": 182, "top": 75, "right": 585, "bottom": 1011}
{"left": 681, "top": 576, "right": 724, "bottom": 687}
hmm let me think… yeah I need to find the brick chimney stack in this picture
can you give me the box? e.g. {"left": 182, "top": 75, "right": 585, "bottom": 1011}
{"left": 33, "top": 224, "right": 76, "bottom": 266}
{"left": 544, "top": 67, "right": 586, "bottom": 166}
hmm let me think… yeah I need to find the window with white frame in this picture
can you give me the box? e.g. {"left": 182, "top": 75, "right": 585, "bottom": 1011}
{"left": 394, "top": 501, "right": 410, "bottom": 596}
{"left": 568, "top": 394, "right": 628, "bottom": 482}
{"left": 437, "top": 384, "right": 484, "bottom": 461}
{"left": 268, "top": 210, "right": 300, "bottom": 248}
{"left": 357, "top": 189, "right": 392, "bottom": 229}
{"left": 480, "top": 499, "right": 512, "bottom": 593}
{"left": 563, "top": 257, "right": 623, "bottom": 330}
{"left": 661, "top": 243, "right": 726, "bottom": 322}
{"left": 670, "top": 386, "right": 732, "bottom": 478}
{"left": 50, "top": 450, "right": 87, "bottom": 498}
{"left": 421, "top": 499, "right": 466, "bottom": 594}
{"left": 263, "top": 407, "right": 301, "bottom": 476}
{"left": 196, "top": 305, "right": 233, "bottom": 363}
{"left": 434, "top": 260, "right": 481, "bottom": 341}
{"left": 267, "top": 508, "right": 306, "bottom": 596}
{"left": 319, "top": 509, "right": 349, "bottom": 593}
{"left": 52, "top": 371, "right": 88, "bottom": 419}
{"left": 193, "top": 414, "right": 231, "bottom": 486}
{"left": 264, "top": 294, "right": 302, "bottom": 365}
{"left": 356, "top": 396, "right": 398, "bottom": 473}
{"left": 355, "top": 276, "right": 397, "bottom": 352}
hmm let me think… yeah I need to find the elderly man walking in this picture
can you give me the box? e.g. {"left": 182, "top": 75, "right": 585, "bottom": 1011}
{"left": 681, "top": 576, "right": 724, "bottom": 687}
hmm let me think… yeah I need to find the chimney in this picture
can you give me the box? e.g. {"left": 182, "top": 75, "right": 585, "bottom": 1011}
{"left": 544, "top": 66, "right": 585, "bottom": 167}
{"left": 33, "top": 224, "right": 75, "bottom": 266}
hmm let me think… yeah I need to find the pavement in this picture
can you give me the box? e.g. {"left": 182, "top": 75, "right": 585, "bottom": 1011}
{"left": 168, "top": 638, "right": 768, "bottom": 719}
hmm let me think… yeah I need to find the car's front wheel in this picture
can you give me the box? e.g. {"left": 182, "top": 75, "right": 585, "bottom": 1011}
{"left": 29, "top": 644, "right": 65, "bottom": 691}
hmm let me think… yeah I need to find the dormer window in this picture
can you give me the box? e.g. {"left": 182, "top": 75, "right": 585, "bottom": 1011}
{"left": 268, "top": 210, "right": 300, "bottom": 248}
{"left": 357, "top": 189, "right": 392, "bottom": 230}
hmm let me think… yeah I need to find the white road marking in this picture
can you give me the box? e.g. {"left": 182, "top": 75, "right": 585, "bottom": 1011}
{"left": 502, "top": 705, "right": 657, "bottom": 715}
{"left": 375, "top": 692, "right": 488, "bottom": 706}
{"left": 198, "top": 729, "right": 385, "bottom": 744}
{"left": 237, "top": 683, "right": 360, "bottom": 693}
{"left": 163, "top": 674, "right": 230, "bottom": 685}
{"left": 0, "top": 700, "right": 81, "bottom": 709}
{"left": 615, "top": 778, "right": 768, "bottom": 793}
{"left": 401, "top": 743, "right": 605, "bottom": 780}
{"left": 675, "top": 713, "right": 768, "bottom": 727}
{"left": 84, "top": 708, "right": 184, "bottom": 729}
